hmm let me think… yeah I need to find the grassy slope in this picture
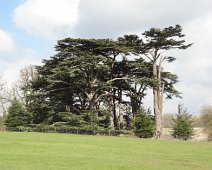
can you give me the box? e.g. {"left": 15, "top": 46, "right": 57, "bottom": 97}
{"left": 0, "top": 132, "right": 212, "bottom": 170}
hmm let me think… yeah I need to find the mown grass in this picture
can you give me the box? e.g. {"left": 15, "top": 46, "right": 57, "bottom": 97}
{"left": 0, "top": 132, "right": 212, "bottom": 170}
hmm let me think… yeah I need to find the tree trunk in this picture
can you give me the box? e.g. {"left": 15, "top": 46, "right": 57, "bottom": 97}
{"left": 118, "top": 89, "right": 124, "bottom": 129}
{"left": 113, "top": 89, "right": 118, "bottom": 128}
{"left": 108, "top": 56, "right": 117, "bottom": 128}
{"left": 153, "top": 89, "right": 162, "bottom": 138}
{"left": 109, "top": 112, "right": 114, "bottom": 128}
{"left": 108, "top": 89, "right": 114, "bottom": 128}
{"left": 153, "top": 61, "right": 163, "bottom": 138}
{"left": 131, "top": 96, "right": 138, "bottom": 116}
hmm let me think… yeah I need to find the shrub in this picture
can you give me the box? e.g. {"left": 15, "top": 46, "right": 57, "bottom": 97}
{"left": 133, "top": 108, "right": 155, "bottom": 138}
{"left": 4, "top": 98, "right": 32, "bottom": 127}
{"left": 171, "top": 104, "right": 194, "bottom": 140}
{"left": 57, "top": 112, "right": 83, "bottom": 126}
{"left": 82, "top": 111, "right": 99, "bottom": 125}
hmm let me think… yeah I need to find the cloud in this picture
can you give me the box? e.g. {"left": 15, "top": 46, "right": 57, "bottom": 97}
{"left": 13, "top": 0, "right": 79, "bottom": 40}
{"left": 75, "top": 0, "right": 212, "bottom": 38}
{"left": 177, "top": 12, "right": 212, "bottom": 112}
{"left": 0, "top": 29, "right": 16, "bottom": 53}
{"left": 14, "top": 0, "right": 212, "bottom": 40}
{"left": 2, "top": 48, "right": 42, "bottom": 87}
{"left": 158, "top": 11, "right": 212, "bottom": 114}
{"left": 182, "top": 15, "right": 212, "bottom": 81}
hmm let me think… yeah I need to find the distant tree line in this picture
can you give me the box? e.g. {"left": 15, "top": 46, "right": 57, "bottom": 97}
{"left": 3, "top": 25, "right": 194, "bottom": 139}
{"left": 200, "top": 105, "right": 212, "bottom": 141}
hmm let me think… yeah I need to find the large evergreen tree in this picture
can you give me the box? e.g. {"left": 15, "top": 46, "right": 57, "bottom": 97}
{"left": 27, "top": 38, "right": 153, "bottom": 129}
{"left": 119, "top": 25, "right": 192, "bottom": 138}
{"left": 25, "top": 25, "right": 190, "bottom": 134}
{"left": 141, "top": 25, "right": 192, "bottom": 138}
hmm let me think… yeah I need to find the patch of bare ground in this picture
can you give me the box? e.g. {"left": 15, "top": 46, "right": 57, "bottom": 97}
{"left": 161, "top": 127, "right": 208, "bottom": 141}
{"left": 192, "top": 127, "right": 208, "bottom": 141}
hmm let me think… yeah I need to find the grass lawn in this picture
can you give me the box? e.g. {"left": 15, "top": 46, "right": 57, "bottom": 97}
{"left": 0, "top": 132, "right": 212, "bottom": 170}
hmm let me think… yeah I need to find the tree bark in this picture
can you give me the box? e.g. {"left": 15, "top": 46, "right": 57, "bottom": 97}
{"left": 153, "top": 59, "right": 163, "bottom": 138}
{"left": 113, "top": 89, "right": 118, "bottom": 128}
{"left": 108, "top": 88, "right": 114, "bottom": 128}
{"left": 118, "top": 89, "right": 124, "bottom": 129}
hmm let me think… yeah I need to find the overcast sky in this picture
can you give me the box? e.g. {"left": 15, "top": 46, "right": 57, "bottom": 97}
{"left": 0, "top": 0, "right": 212, "bottom": 115}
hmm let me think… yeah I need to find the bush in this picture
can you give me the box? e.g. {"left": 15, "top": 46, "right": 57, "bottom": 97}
{"left": 171, "top": 104, "right": 194, "bottom": 140}
{"left": 57, "top": 112, "right": 83, "bottom": 126}
{"left": 57, "top": 110, "right": 109, "bottom": 128}
{"left": 200, "top": 105, "right": 212, "bottom": 141}
{"left": 4, "top": 98, "right": 32, "bottom": 127}
{"left": 5, "top": 124, "right": 134, "bottom": 137}
{"left": 82, "top": 111, "right": 99, "bottom": 125}
{"left": 133, "top": 108, "right": 155, "bottom": 138}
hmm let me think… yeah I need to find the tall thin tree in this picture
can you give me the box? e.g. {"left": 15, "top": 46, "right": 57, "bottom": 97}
{"left": 141, "top": 25, "right": 192, "bottom": 138}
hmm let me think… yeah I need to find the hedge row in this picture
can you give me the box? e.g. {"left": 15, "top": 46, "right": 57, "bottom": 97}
{"left": 6, "top": 125, "right": 134, "bottom": 136}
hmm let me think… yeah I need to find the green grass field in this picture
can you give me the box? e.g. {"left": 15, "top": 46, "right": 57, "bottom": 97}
{"left": 0, "top": 132, "right": 212, "bottom": 170}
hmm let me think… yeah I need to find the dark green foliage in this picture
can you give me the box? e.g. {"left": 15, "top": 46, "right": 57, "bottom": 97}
{"left": 133, "top": 108, "right": 155, "bottom": 138}
{"left": 6, "top": 124, "right": 134, "bottom": 136}
{"left": 171, "top": 104, "right": 194, "bottom": 140}
{"left": 57, "top": 112, "right": 83, "bottom": 126}
{"left": 142, "top": 25, "right": 192, "bottom": 51}
{"left": 23, "top": 25, "right": 190, "bottom": 132}
{"left": 5, "top": 98, "right": 32, "bottom": 127}
{"left": 28, "top": 37, "right": 152, "bottom": 128}
{"left": 82, "top": 111, "right": 99, "bottom": 125}
{"left": 161, "top": 71, "right": 181, "bottom": 99}
{"left": 56, "top": 111, "right": 107, "bottom": 129}
{"left": 27, "top": 93, "right": 55, "bottom": 124}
